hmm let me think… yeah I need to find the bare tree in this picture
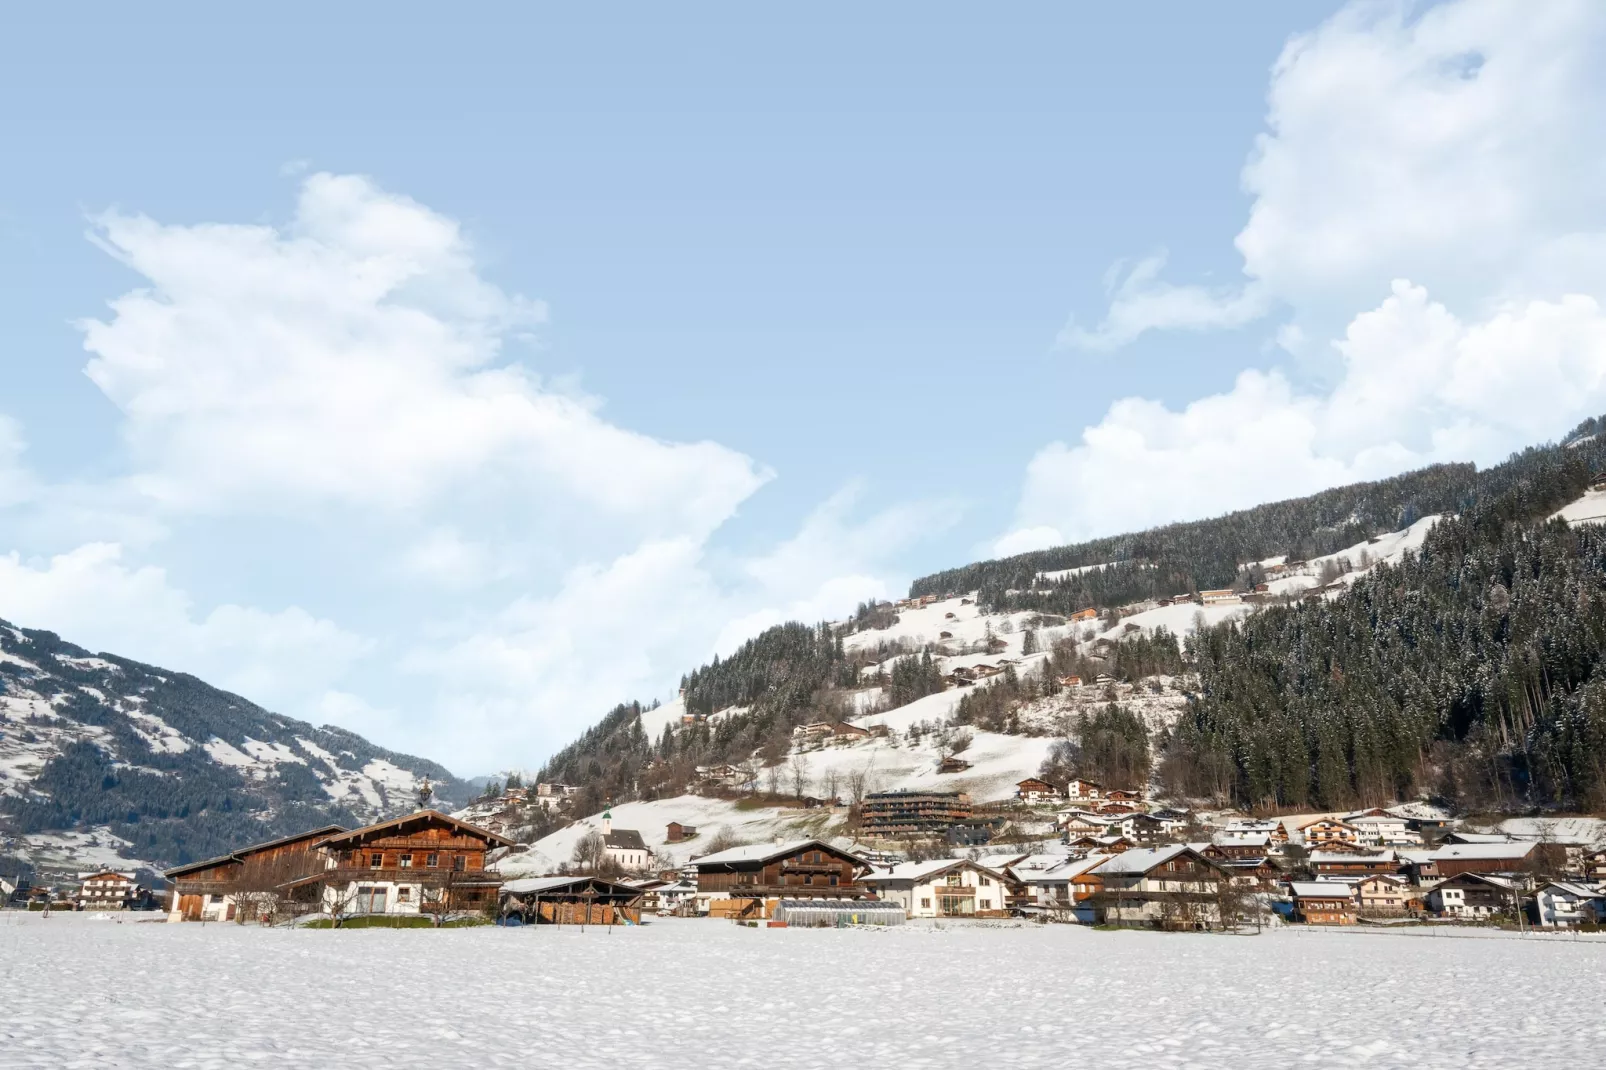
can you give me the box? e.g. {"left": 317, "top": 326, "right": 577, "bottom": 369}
{"left": 572, "top": 831, "right": 606, "bottom": 872}
{"left": 789, "top": 753, "right": 811, "bottom": 800}
{"left": 823, "top": 768, "right": 842, "bottom": 805}
{"left": 765, "top": 763, "right": 782, "bottom": 800}
{"left": 322, "top": 880, "right": 358, "bottom": 929}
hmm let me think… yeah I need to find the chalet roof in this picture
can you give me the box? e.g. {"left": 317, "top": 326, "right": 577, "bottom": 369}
{"left": 1018, "top": 855, "right": 1108, "bottom": 883}
{"left": 862, "top": 858, "right": 1007, "bottom": 885}
{"left": 1289, "top": 881, "right": 1355, "bottom": 898}
{"left": 1430, "top": 843, "right": 1537, "bottom": 861}
{"left": 1297, "top": 817, "right": 1359, "bottom": 830}
{"left": 1437, "top": 872, "right": 1519, "bottom": 890}
{"left": 313, "top": 810, "right": 516, "bottom": 851}
{"left": 691, "top": 838, "right": 865, "bottom": 869}
{"left": 77, "top": 870, "right": 136, "bottom": 880}
{"left": 604, "top": 829, "right": 649, "bottom": 852}
{"left": 164, "top": 823, "right": 349, "bottom": 879}
{"left": 1539, "top": 881, "right": 1605, "bottom": 899}
{"left": 1310, "top": 850, "right": 1396, "bottom": 864}
{"left": 1213, "top": 833, "right": 1271, "bottom": 847}
{"left": 1091, "top": 845, "right": 1212, "bottom": 878}
{"left": 1443, "top": 832, "right": 1518, "bottom": 844}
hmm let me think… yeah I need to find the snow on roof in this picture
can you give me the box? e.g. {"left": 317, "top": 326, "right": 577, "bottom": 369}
{"left": 1289, "top": 882, "right": 1355, "bottom": 898}
{"left": 1540, "top": 881, "right": 1605, "bottom": 899}
{"left": 1310, "top": 850, "right": 1395, "bottom": 863}
{"left": 1431, "top": 843, "right": 1537, "bottom": 861}
{"left": 863, "top": 858, "right": 1004, "bottom": 884}
{"left": 1020, "top": 855, "right": 1108, "bottom": 882}
{"left": 1090, "top": 845, "right": 1193, "bottom": 876}
{"left": 690, "top": 840, "right": 833, "bottom": 867}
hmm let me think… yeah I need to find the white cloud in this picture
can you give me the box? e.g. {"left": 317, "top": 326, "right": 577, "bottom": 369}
{"left": 1057, "top": 253, "right": 1269, "bottom": 352}
{"left": 1008, "top": 281, "right": 1606, "bottom": 545}
{"left": 0, "top": 543, "right": 371, "bottom": 714}
{"left": 79, "top": 172, "right": 769, "bottom": 535}
{"left": 1008, "top": 0, "right": 1606, "bottom": 548}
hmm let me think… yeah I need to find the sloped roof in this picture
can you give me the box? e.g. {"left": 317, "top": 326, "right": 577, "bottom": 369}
{"left": 1310, "top": 850, "right": 1395, "bottom": 863}
{"left": 165, "top": 823, "right": 349, "bottom": 879}
{"left": 313, "top": 810, "right": 515, "bottom": 850}
{"left": 1090, "top": 845, "right": 1199, "bottom": 877}
{"left": 501, "top": 875, "right": 643, "bottom": 897}
{"left": 1289, "top": 881, "right": 1355, "bottom": 898}
{"left": 691, "top": 839, "right": 864, "bottom": 869}
{"left": 863, "top": 858, "right": 1006, "bottom": 885}
{"left": 1019, "top": 855, "right": 1108, "bottom": 883}
{"left": 1431, "top": 843, "right": 1537, "bottom": 861}
{"left": 604, "top": 829, "right": 649, "bottom": 852}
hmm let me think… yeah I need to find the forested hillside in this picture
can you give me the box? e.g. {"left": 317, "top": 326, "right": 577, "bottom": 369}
{"left": 911, "top": 417, "right": 1606, "bottom": 615}
{"left": 534, "top": 416, "right": 1606, "bottom": 821}
{"left": 1167, "top": 439, "right": 1606, "bottom": 812}
{"left": 0, "top": 624, "right": 466, "bottom": 868}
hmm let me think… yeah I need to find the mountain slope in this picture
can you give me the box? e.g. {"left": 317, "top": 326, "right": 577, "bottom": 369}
{"left": 528, "top": 416, "right": 1606, "bottom": 835}
{"left": 0, "top": 622, "right": 466, "bottom": 872}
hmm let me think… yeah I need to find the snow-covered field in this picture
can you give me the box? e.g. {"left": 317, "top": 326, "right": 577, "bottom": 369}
{"left": 1554, "top": 487, "right": 1606, "bottom": 527}
{"left": 3, "top": 915, "right": 1604, "bottom": 1068}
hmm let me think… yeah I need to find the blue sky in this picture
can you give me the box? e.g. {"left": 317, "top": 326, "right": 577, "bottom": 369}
{"left": 4, "top": 1, "right": 1606, "bottom": 774}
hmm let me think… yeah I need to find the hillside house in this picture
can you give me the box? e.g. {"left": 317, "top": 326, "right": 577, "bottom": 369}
{"left": 75, "top": 871, "right": 139, "bottom": 911}
{"left": 1056, "top": 675, "right": 1084, "bottom": 688}
{"left": 600, "top": 813, "right": 650, "bottom": 870}
{"left": 1209, "top": 833, "right": 1272, "bottom": 861}
{"left": 1344, "top": 811, "right": 1417, "bottom": 846}
{"left": 295, "top": 811, "right": 514, "bottom": 917}
{"left": 1199, "top": 589, "right": 1240, "bottom": 605}
{"left": 1310, "top": 850, "right": 1398, "bottom": 877}
{"left": 1298, "top": 818, "right": 1361, "bottom": 847}
{"left": 1070, "top": 608, "right": 1099, "bottom": 622}
{"left": 165, "top": 823, "right": 348, "bottom": 922}
{"left": 1103, "top": 788, "right": 1143, "bottom": 804}
{"left": 1064, "top": 778, "right": 1103, "bottom": 801}
{"left": 861, "top": 859, "right": 1008, "bottom": 918}
{"left": 1587, "top": 849, "right": 1606, "bottom": 881}
{"left": 1059, "top": 812, "right": 1114, "bottom": 838}
{"left": 1355, "top": 874, "right": 1411, "bottom": 915}
{"left": 1225, "top": 818, "right": 1289, "bottom": 844}
{"left": 665, "top": 822, "right": 698, "bottom": 844}
{"left": 936, "top": 756, "right": 972, "bottom": 774}
{"left": 1015, "top": 778, "right": 1062, "bottom": 804}
{"left": 1428, "top": 873, "right": 1519, "bottom": 918}
{"left": 1289, "top": 882, "right": 1358, "bottom": 925}
{"left": 1535, "top": 882, "right": 1606, "bottom": 928}
{"left": 691, "top": 840, "right": 867, "bottom": 903}
{"left": 861, "top": 790, "right": 972, "bottom": 836}
{"left": 499, "top": 875, "right": 645, "bottom": 925}
{"left": 1085, "top": 846, "right": 1230, "bottom": 929}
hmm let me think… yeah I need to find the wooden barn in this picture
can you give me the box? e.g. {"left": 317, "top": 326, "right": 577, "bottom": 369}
{"left": 499, "top": 875, "right": 645, "bottom": 925}
{"left": 165, "top": 824, "right": 347, "bottom": 922}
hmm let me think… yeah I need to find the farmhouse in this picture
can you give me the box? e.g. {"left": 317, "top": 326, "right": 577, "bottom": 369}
{"left": 1430, "top": 842, "right": 1552, "bottom": 878}
{"left": 294, "top": 811, "right": 515, "bottom": 918}
{"left": 1354, "top": 874, "right": 1411, "bottom": 915}
{"left": 1012, "top": 855, "right": 1107, "bottom": 913}
{"left": 861, "top": 858, "right": 1009, "bottom": 918}
{"left": 691, "top": 839, "right": 867, "bottom": 902}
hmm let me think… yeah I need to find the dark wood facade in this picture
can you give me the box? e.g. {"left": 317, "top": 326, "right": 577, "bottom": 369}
{"left": 166, "top": 824, "right": 346, "bottom": 921}
{"left": 303, "top": 811, "right": 515, "bottom": 914}
{"left": 693, "top": 840, "right": 867, "bottom": 899}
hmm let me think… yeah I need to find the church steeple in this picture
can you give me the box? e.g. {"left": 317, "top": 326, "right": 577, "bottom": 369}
{"left": 418, "top": 776, "right": 434, "bottom": 811}
{"left": 602, "top": 809, "right": 613, "bottom": 836}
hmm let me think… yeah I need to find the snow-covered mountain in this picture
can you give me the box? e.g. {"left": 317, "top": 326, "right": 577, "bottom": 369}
{"left": 0, "top": 619, "right": 464, "bottom": 876}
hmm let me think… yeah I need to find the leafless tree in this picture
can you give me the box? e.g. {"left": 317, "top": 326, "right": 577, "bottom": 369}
{"left": 823, "top": 768, "right": 841, "bottom": 805}
{"left": 765, "top": 763, "right": 782, "bottom": 800}
{"left": 572, "top": 831, "right": 606, "bottom": 871}
{"left": 789, "top": 753, "right": 810, "bottom": 800}
{"left": 322, "top": 881, "right": 358, "bottom": 929}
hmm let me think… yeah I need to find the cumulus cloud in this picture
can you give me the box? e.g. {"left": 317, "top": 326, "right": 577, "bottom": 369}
{"left": 1007, "top": 0, "right": 1606, "bottom": 548}
{"left": 79, "top": 172, "right": 769, "bottom": 535}
{"left": 0, "top": 543, "right": 371, "bottom": 715}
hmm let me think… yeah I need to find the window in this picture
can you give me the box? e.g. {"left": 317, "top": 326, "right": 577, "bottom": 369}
{"left": 454, "top": 855, "right": 467, "bottom": 872}
{"left": 980, "top": 877, "right": 990, "bottom": 887}
{"left": 398, "top": 854, "right": 413, "bottom": 868}
{"left": 803, "top": 874, "right": 813, "bottom": 885}
{"left": 921, "top": 898, "right": 931, "bottom": 908}
{"left": 397, "top": 887, "right": 412, "bottom": 903}
{"left": 426, "top": 853, "right": 439, "bottom": 868}
{"left": 370, "top": 853, "right": 383, "bottom": 869}
{"left": 828, "top": 874, "right": 838, "bottom": 886}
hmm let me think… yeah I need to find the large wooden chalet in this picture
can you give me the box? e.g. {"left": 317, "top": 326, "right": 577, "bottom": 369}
{"left": 1084, "top": 846, "right": 1231, "bottom": 929}
{"left": 165, "top": 811, "right": 513, "bottom": 922}
{"left": 691, "top": 839, "right": 867, "bottom": 901}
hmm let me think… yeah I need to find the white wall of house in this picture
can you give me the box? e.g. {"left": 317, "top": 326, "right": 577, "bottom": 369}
{"left": 865, "top": 862, "right": 1005, "bottom": 918}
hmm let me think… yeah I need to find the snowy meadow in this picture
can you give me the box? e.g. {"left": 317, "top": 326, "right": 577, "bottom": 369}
{"left": 2, "top": 915, "right": 1603, "bottom": 1069}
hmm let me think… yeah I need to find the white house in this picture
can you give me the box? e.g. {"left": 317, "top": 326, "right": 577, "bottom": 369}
{"left": 75, "top": 871, "right": 138, "bottom": 910}
{"left": 1344, "top": 812, "right": 1418, "bottom": 847}
{"left": 1014, "top": 855, "right": 1107, "bottom": 911}
{"left": 860, "top": 858, "right": 1008, "bottom": 918}
{"left": 1063, "top": 779, "right": 1103, "bottom": 801}
{"left": 1535, "top": 881, "right": 1606, "bottom": 928}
